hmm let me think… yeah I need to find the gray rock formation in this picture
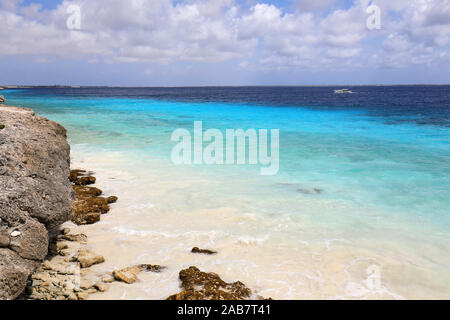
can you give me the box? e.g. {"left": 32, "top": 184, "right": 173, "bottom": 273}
{"left": 0, "top": 95, "right": 5, "bottom": 104}
{"left": 0, "top": 106, "right": 75, "bottom": 300}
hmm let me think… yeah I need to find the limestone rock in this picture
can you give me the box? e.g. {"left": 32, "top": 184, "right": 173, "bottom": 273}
{"left": 61, "top": 233, "right": 88, "bottom": 243}
{"left": 95, "top": 282, "right": 109, "bottom": 292}
{"left": 0, "top": 233, "right": 10, "bottom": 248}
{"left": 69, "top": 170, "right": 96, "bottom": 186}
{"left": 191, "top": 247, "right": 218, "bottom": 255}
{"left": 112, "top": 264, "right": 166, "bottom": 284}
{"left": 0, "top": 106, "right": 74, "bottom": 299}
{"left": 75, "top": 248, "right": 105, "bottom": 268}
{"left": 167, "top": 266, "right": 252, "bottom": 300}
{"left": 107, "top": 196, "right": 118, "bottom": 204}
{"left": 80, "top": 279, "right": 96, "bottom": 290}
{"left": 74, "top": 197, "right": 110, "bottom": 215}
{"left": 27, "top": 257, "right": 83, "bottom": 300}
{"left": 77, "top": 292, "right": 89, "bottom": 300}
{"left": 9, "top": 219, "right": 48, "bottom": 260}
{"left": 101, "top": 274, "right": 115, "bottom": 283}
{"left": 138, "top": 264, "right": 166, "bottom": 273}
{"left": 70, "top": 172, "right": 118, "bottom": 226}
{"left": 113, "top": 266, "right": 141, "bottom": 284}
{"left": 72, "top": 210, "right": 101, "bottom": 225}
{"left": 0, "top": 249, "right": 39, "bottom": 300}
{"left": 72, "top": 185, "right": 103, "bottom": 199}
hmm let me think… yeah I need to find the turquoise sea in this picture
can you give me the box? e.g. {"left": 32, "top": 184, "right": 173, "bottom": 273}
{"left": 3, "top": 86, "right": 450, "bottom": 299}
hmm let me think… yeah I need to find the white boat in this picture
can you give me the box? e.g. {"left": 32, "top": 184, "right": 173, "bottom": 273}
{"left": 334, "top": 89, "right": 353, "bottom": 94}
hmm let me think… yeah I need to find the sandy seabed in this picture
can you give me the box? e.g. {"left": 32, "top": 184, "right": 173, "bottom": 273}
{"left": 66, "top": 148, "right": 450, "bottom": 300}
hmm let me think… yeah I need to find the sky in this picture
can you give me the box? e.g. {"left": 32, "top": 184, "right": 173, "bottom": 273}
{"left": 0, "top": 0, "right": 449, "bottom": 86}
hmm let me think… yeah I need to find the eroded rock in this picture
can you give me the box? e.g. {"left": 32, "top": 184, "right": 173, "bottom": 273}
{"left": 72, "top": 211, "right": 101, "bottom": 225}
{"left": 61, "top": 233, "right": 88, "bottom": 243}
{"left": 72, "top": 185, "right": 103, "bottom": 199}
{"left": 138, "top": 264, "right": 166, "bottom": 273}
{"left": 48, "top": 241, "right": 69, "bottom": 256}
{"left": 94, "top": 282, "right": 109, "bottom": 292}
{"left": 0, "top": 249, "right": 39, "bottom": 300}
{"left": 69, "top": 170, "right": 96, "bottom": 186}
{"left": 191, "top": 247, "right": 217, "bottom": 255}
{"left": 101, "top": 274, "right": 115, "bottom": 283}
{"left": 0, "top": 233, "right": 10, "bottom": 248}
{"left": 0, "top": 106, "right": 74, "bottom": 299}
{"left": 107, "top": 196, "right": 118, "bottom": 204}
{"left": 167, "top": 266, "right": 252, "bottom": 300}
{"left": 72, "top": 196, "right": 106, "bottom": 225}
{"left": 26, "top": 224, "right": 111, "bottom": 300}
{"left": 27, "top": 257, "right": 84, "bottom": 300}
{"left": 113, "top": 266, "right": 141, "bottom": 284}
{"left": 9, "top": 219, "right": 48, "bottom": 261}
{"left": 113, "top": 264, "right": 166, "bottom": 284}
{"left": 74, "top": 248, "right": 105, "bottom": 268}
{"left": 70, "top": 171, "right": 118, "bottom": 226}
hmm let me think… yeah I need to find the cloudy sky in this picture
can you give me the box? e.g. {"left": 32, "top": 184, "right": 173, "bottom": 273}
{"left": 1, "top": 0, "right": 449, "bottom": 86}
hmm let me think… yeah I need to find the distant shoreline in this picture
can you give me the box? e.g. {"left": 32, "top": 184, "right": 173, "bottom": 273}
{"left": 1, "top": 84, "right": 449, "bottom": 89}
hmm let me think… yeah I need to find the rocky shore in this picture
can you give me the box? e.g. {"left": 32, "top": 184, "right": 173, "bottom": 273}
{"left": 0, "top": 106, "right": 74, "bottom": 300}
{"left": 25, "top": 169, "right": 261, "bottom": 300}
{"left": 0, "top": 105, "right": 264, "bottom": 300}
{"left": 24, "top": 170, "right": 122, "bottom": 300}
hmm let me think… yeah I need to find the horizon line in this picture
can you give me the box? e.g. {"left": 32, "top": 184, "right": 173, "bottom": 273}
{"left": 2, "top": 84, "right": 450, "bottom": 88}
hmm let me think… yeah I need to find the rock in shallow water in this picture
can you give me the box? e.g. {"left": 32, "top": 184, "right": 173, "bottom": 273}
{"left": 107, "top": 196, "right": 118, "bottom": 204}
{"left": 101, "top": 274, "right": 115, "bottom": 283}
{"left": 69, "top": 170, "right": 96, "bottom": 186}
{"left": 72, "top": 196, "right": 110, "bottom": 225}
{"left": 113, "top": 264, "right": 166, "bottom": 284}
{"left": 60, "top": 233, "right": 88, "bottom": 243}
{"left": 74, "top": 248, "right": 105, "bottom": 268}
{"left": 72, "top": 210, "right": 101, "bottom": 225}
{"left": 167, "top": 266, "right": 252, "bottom": 300}
{"left": 72, "top": 185, "right": 103, "bottom": 199}
{"left": 191, "top": 247, "right": 217, "bottom": 255}
{"left": 138, "top": 264, "right": 166, "bottom": 273}
{"left": 70, "top": 171, "right": 118, "bottom": 226}
{"left": 94, "top": 282, "right": 109, "bottom": 292}
{"left": 113, "top": 266, "right": 141, "bottom": 284}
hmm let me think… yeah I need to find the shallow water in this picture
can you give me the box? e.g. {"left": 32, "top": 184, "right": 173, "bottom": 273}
{"left": 4, "top": 86, "right": 450, "bottom": 299}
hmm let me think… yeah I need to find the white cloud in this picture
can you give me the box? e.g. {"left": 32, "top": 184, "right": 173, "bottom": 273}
{"left": 0, "top": 0, "right": 449, "bottom": 72}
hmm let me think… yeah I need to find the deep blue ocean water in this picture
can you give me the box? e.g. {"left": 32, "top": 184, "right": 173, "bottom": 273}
{"left": 6, "top": 85, "right": 450, "bottom": 125}
{"left": 2, "top": 86, "right": 450, "bottom": 298}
